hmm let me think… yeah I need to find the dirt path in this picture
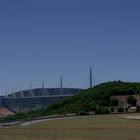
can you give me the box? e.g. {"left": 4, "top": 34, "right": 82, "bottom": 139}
{"left": 119, "top": 114, "right": 140, "bottom": 120}
{"left": 20, "top": 116, "right": 81, "bottom": 126}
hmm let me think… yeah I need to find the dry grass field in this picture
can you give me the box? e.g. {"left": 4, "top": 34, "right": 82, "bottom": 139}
{"left": 0, "top": 114, "right": 140, "bottom": 140}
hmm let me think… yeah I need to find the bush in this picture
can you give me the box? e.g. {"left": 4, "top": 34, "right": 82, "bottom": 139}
{"left": 77, "top": 111, "right": 89, "bottom": 116}
{"left": 127, "top": 96, "right": 137, "bottom": 106}
{"left": 111, "top": 107, "right": 114, "bottom": 112}
{"left": 94, "top": 106, "right": 110, "bottom": 114}
{"left": 94, "top": 105, "right": 102, "bottom": 114}
{"left": 136, "top": 106, "right": 140, "bottom": 112}
{"left": 125, "top": 107, "right": 128, "bottom": 112}
{"left": 111, "top": 99, "right": 119, "bottom": 106}
{"left": 101, "top": 107, "right": 110, "bottom": 114}
{"left": 117, "top": 106, "right": 124, "bottom": 113}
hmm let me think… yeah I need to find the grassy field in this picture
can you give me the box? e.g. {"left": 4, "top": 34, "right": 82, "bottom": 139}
{"left": 0, "top": 114, "right": 140, "bottom": 140}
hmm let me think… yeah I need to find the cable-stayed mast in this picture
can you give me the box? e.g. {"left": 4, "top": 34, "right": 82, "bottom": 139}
{"left": 20, "top": 87, "right": 24, "bottom": 97}
{"left": 42, "top": 81, "right": 45, "bottom": 96}
{"left": 90, "top": 67, "right": 93, "bottom": 88}
{"left": 12, "top": 88, "right": 16, "bottom": 97}
{"left": 29, "top": 84, "right": 33, "bottom": 112}
{"left": 29, "top": 84, "right": 34, "bottom": 97}
{"left": 45, "top": 83, "right": 51, "bottom": 96}
{"left": 60, "top": 76, "right": 63, "bottom": 95}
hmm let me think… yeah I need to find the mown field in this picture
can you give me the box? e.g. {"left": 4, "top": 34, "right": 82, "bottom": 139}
{"left": 0, "top": 114, "right": 140, "bottom": 140}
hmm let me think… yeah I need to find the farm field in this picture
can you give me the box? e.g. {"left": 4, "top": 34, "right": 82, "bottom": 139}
{"left": 0, "top": 114, "right": 140, "bottom": 140}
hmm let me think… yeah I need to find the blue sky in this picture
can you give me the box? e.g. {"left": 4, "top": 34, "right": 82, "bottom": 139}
{"left": 0, "top": 0, "right": 140, "bottom": 95}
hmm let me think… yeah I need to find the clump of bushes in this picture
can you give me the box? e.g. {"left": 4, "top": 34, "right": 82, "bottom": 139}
{"left": 127, "top": 96, "right": 137, "bottom": 106}
{"left": 77, "top": 111, "right": 89, "bottom": 116}
{"left": 94, "top": 106, "right": 110, "bottom": 114}
{"left": 136, "top": 106, "right": 140, "bottom": 112}
{"left": 110, "top": 107, "right": 115, "bottom": 112}
{"left": 111, "top": 99, "right": 119, "bottom": 106}
{"left": 117, "top": 106, "right": 124, "bottom": 113}
{"left": 101, "top": 107, "right": 110, "bottom": 114}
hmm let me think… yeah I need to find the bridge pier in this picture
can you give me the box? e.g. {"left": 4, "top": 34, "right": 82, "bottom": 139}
{"left": 19, "top": 98, "right": 23, "bottom": 113}
{"left": 29, "top": 98, "right": 32, "bottom": 112}
{"left": 42, "top": 97, "right": 45, "bottom": 110}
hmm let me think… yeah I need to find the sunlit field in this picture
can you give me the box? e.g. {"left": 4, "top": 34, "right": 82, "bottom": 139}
{"left": 0, "top": 114, "right": 140, "bottom": 140}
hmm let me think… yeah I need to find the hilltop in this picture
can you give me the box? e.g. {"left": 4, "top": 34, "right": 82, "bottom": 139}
{"left": 93, "top": 81, "right": 140, "bottom": 96}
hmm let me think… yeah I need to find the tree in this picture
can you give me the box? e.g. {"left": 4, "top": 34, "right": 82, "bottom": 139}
{"left": 111, "top": 99, "right": 119, "bottom": 106}
{"left": 117, "top": 106, "right": 124, "bottom": 113}
{"left": 127, "top": 96, "right": 137, "bottom": 106}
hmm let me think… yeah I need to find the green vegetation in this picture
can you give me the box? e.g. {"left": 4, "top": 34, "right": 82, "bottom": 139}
{"left": 127, "top": 95, "right": 137, "bottom": 106}
{"left": 136, "top": 106, "right": 140, "bottom": 112}
{"left": 117, "top": 106, "right": 124, "bottom": 112}
{"left": 93, "top": 80, "right": 140, "bottom": 96}
{"left": 1, "top": 81, "right": 140, "bottom": 122}
{"left": 111, "top": 99, "right": 119, "bottom": 106}
{"left": 46, "top": 81, "right": 140, "bottom": 115}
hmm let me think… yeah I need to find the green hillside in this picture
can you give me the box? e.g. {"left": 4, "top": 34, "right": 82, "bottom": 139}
{"left": 1, "top": 81, "right": 140, "bottom": 122}
{"left": 46, "top": 81, "right": 140, "bottom": 115}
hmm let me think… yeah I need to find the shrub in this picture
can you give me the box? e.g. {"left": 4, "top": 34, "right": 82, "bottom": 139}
{"left": 111, "top": 107, "right": 114, "bottom": 112}
{"left": 94, "top": 106, "right": 110, "bottom": 114}
{"left": 101, "top": 107, "right": 110, "bottom": 114}
{"left": 127, "top": 96, "right": 137, "bottom": 106}
{"left": 94, "top": 105, "right": 102, "bottom": 114}
{"left": 136, "top": 106, "right": 140, "bottom": 112}
{"left": 77, "top": 111, "right": 89, "bottom": 116}
{"left": 111, "top": 99, "right": 119, "bottom": 106}
{"left": 117, "top": 106, "right": 124, "bottom": 113}
{"left": 125, "top": 107, "right": 128, "bottom": 112}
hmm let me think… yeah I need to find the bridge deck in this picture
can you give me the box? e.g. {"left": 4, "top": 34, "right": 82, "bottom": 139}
{"left": 2, "top": 94, "right": 74, "bottom": 99}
